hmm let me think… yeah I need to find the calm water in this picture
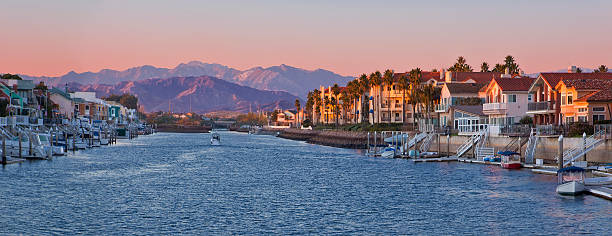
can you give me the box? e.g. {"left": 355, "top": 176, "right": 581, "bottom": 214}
{"left": 1, "top": 132, "right": 610, "bottom": 235}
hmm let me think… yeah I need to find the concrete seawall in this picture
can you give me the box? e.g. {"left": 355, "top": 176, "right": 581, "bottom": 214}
{"left": 278, "top": 129, "right": 612, "bottom": 164}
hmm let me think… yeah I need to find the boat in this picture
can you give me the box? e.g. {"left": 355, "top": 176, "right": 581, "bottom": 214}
{"left": 380, "top": 147, "right": 396, "bottom": 158}
{"left": 499, "top": 151, "right": 522, "bottom": 169}
{"left": 210, "top": 131, "right": 221, "bottom": 145}
{"left": 556, "top": 166, "right": 586, "bottom": 195}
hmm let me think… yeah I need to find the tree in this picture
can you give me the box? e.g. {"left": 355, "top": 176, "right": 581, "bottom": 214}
{"left": 305, "top": 91, "right": 314, "bottom": 121}
{"left": 421, "top": 84, "right": 436, "bottom": 126}
{"left": 492, "top": 63, "right": 505, "bottom": 73}
{"left": 519, "top": 116, "right": 533, "bottom": 125}
{"left": 340, "top": 90, "right": 352, "bottom": 125}
{"left": 313, "top": 89, "right": 321, "bottom": 124}
{"left": 448, "top": 56, "right": 473, "bottom": 72}
{"left": 104, "top": 94, "right": 138, "bottom": 109}
{"left": 369, "top": 71, "right": 383, "bottom": 123}
{"left": 503, "top": 55, "right": 520, "bottom": 74}
{"left": 480, "top": 62, "right": 490, "bottom": 72}
{"left": 323, "top": 96, "right": 330, "bottom": 124}
{"left": 331, "top": 83, "right": 341, "bottom": 127}
{"left": 358, "top": 74, "right": 370, "bottom": 123}
{"left": 294, "top": 99, "right": 301, "bottom": 127}
{"left": 576, "top": 68, "right": 583, "bottom": 73}
{"left": 594, "top": 65, "right": 608, "bottom": 73}
{"left": 382, "top": 69, "right": 394, "bottom": 122}
{"left": 409, "top": 68, "right": 422, "bottom": 129}
{"left": 0, "top": 74, "right": 22, "bottom": 80}
{"left": 397, "top": 74, "right": 410, "bottom": 124}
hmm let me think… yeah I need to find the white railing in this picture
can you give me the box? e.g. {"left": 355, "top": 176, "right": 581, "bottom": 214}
{"left": 0, "top": 117, "right": 7, "bottom": 126}
{"left": 559, "top": 131, "right": 606, "bottom": 166}
{"left": 483, "top": 103, "right": 507, "bottom": 111}
{"left": 419, "top": 133, "right": 435, "bottom": 152}
{"left": 524, "top": 128, "right": 539, "bottom": 164}
{"left": 457, "top": 127, "right": 488, "bottom": 157}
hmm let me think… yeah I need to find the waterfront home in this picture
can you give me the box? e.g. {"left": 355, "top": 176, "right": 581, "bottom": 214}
{"left": 450, "top": 105, "right": 489, "bottom": 135}
{"left": 555, "top": 77, "right": 612, "bottom": 124}
{"left": 276, "top": 109, "right": 297, "bottom": 126}
{"left": 318, "top": 85, "right": 351, "bottom": 124}
{"left": 527, "top": 69, "right": 612, "bottom": 125}
{"left": 482, "top": 76, "right": 535, "bottom": 134}
{"left": 49, "top": 87, "right": 75, "bottom": 119}
{"left": 436, "top": 82, "right": 486, "bottom": 128}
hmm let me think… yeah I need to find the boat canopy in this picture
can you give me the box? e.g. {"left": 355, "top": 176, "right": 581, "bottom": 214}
{"left": 497, "top": 151, "right": 519, "bottom": 156}
{"left": 557, "top": 166, "right": 585, "bottom": 173}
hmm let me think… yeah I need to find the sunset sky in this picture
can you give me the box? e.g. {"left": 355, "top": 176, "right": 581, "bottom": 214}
{"left": 1, "top": 0, "right": 611, "bottom": 77}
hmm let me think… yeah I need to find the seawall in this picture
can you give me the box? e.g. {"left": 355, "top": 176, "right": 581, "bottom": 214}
{"left": 279, "top": 129, "right": 369, "bottom": 149}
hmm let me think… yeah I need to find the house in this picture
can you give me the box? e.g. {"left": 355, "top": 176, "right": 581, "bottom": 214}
{"left": 49, "top": 87, "right": 74, "bottom": 119}
{"left": 451, "top": 105, "right": 489, "bottom": 135}
{"left": 436, "top": 83, "right": 486, "bottom": 127}
{"left": 482, "top": 76, "right": 535, "bottom": 130}
{"left": 527, "top": 70, "right": 612, "bottom": 125}
{"left": 319, "top": 85, "right": 350, "bottom": 124}
{"left": 276, "top": 109, "right": 297, "bottom": 126}
{"left": 555, "top": 78, "right": 612, "bottom": 124}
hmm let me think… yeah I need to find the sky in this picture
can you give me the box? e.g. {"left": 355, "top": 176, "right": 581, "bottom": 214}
{"left": 0, "top": 0, "right": 611, "bottom": 77}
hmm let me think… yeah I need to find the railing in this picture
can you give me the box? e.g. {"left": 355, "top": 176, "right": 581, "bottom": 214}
{"left": 0, "top": 117, "right": 7, "bottom": 126}
{"left": 15, "top": 116, "right": 28, "bottom": 125}
{"left": 528, "top": 101, "right": 551, "bottom": 111}
{"left": 435, "top": 104, "right": 449, "bottom": 112}
{"left": 558, "top": 130, "right": 606, "bottom": 166}
{"left": 594, "top": 124, "right": 612, "bottom": 139}
{"left": 483, "top": 103, "right": 507, "bottom": 111}
{"left": 500, "top": 124, "right": 532, "bottom": 136}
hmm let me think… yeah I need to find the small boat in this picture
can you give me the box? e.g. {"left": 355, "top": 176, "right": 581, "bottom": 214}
{"left": 210, "top": 131, "right": 221, "bottom": 145}
{"left": 556, "top": 166, "right": 586, "bottom": 195}
{"left": 380, "top": 147, "right": 396, "bottom": 158}
{"left": 499, "top": 151, "right": 522, "bottom": 169}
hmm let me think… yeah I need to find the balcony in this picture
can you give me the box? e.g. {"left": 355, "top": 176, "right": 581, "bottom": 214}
{"left": 527, "top": 101, "right": 555, "bottom": 114}
{"left": 435, "top": 104, "right": 449, "bottom": 113}
{"left": 483, "top": 103, "right": 507, "bottom": 115}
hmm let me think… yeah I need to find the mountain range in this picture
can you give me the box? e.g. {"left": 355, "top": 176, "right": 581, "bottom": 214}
{"left": 22, "top": 61, "right": 353, "bottom": 98}
{"left": 67, "top": 76, "right": 301, "bottom": 113}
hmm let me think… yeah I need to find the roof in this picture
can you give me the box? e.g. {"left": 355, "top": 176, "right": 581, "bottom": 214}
{"left": 451, "top": 72, "right": 502, "bottom": 84}
{"left": 577, "top": 89, "right": 612, "bottom": 102}
{"left": 49, "top": 87, "right": 71, "bottom": 100}
{"left": 452, "top": 105, "right": 485, "bottom": 116}
{"left": 558, "top": 78, "right": 612, "bottom": 90}
{"left": 72, "top": 97, "right": 86, "bottom": 103}
{"left": 540, "top": 73, "right": 612, "bottom": 89}
{"left": 445, "top": 83, "right": 485, "bottom": 94}
{"left": 493, "top": 77, "right": 536, "bottom": 91}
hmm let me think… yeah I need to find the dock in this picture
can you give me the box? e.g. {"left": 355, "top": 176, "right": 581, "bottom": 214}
{"left": 412, "top": 157, "right": 457, "bottom": 163}
{"left": 1, "top": 157, "right": 26, "bottom": 165}
{"left": 587, "top": 186, "right": 612, "bottom": 200}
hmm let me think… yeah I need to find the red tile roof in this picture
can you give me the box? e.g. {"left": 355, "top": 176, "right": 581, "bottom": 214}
{"left": 540, "top": 73, "right": 612, "bottom": 89}
{"left": 445, "top": 83, "right": 486, "bottom": 94}
{"left": 493, "top": 77, "right": 536, "bottom": 91}
{"left": 452, "top": 72, "right": 502, "bottom": 84}
{"left": 586, "top": 89, "right": 612, "bottom": 102}
{"left": 559, "top": 78, "right": 612, "bottom": 90}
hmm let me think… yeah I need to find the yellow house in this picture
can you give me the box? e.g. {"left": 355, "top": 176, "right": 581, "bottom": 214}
{"left": 555, "top": 78, "right": 612, "bottom": 124}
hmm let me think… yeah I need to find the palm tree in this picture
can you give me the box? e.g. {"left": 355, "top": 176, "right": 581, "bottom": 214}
{"left": 397, "top": 74, "right": 410, "bottom": 124}
{"left": 421, "top": 84, "right": 436, "bottom": 126}
{"left": 312, "top": 89, "right": 321, "bottom": 124}
{"left": 294, "top": 99, "right": 301, "bottom": 128}
{"left": 382, "top": 69, "right": 394, "bottom": 123}
{"left": 340, "top": 90, "right": 352, "bottom": 124}
{"left": 330, "top": 96, "right": 337, "bottom": 128}
{"left": 409, "top": 68, "right": 422, "bottom": 130}
{"left": 448, "top": 56, "right": 473, "bottom": 72}
{"left": 594, "top": 65, "right": 608, "bottom": 73}
{"left": 323, "top": 96, "right": 330, "bottom": 124}
{"left": 331, "top": 84, "right": 341, "bottom": 127}
{"left": 492, "top": 63, "right": 505, "bottom": 72}
{"left": 369, "top": 71, "right": 383, "bottom": 123}
{"left": 358, "top": 74, "right": 370, "bottom": 123}
{"left": 346, "top": 79, "right": 360, "bottom": 123}
{"left": 480, "top": 62, "right": 490, "bottom": 72}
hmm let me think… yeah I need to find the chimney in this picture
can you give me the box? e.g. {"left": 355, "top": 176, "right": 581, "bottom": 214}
{"left": 445, "top": 71, "right": 453, "bottom": 83}
{"left": 568, "top": 65, "right": 577, "bottom": 73}
{"left": 502, "top": 67, "right": 511, "bottom": 78}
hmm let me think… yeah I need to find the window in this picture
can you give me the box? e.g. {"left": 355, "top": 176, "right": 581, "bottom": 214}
{"left": 528, "top": 94, "right": 532, "bottom": 102}
{"left": 395, "top": 113, "right": 400, "bottom": 118}
{"left": 593, "top": 114, "right": 605, "bottom": 121}
{"left": 74, "top": 105, "right": 79, "bottom": 111}
{"left": 85, "top": 105, "right": 89, "bottom": 110}
{"left": 507, "top": 94, "right": 517, "bottom": 103}
{"left": 561, "top": 94, "right": 566, "bottom": 105}
{"left": 578, "top": 108, "right": 587, "bottom": 113}
{"left": 566, "top": 116, "right": 574, "bottom": 123}
{"left": 578, "top": 116, "right": 587, "bottom": 122}
{"left": 567, "top": 94, "right": 573, "bottom": 105}
{"left": 392, "top": 85, "right": 396, "bottom": 90}
{"left": 593, "top": 107, "right": 605, "bottom": 112}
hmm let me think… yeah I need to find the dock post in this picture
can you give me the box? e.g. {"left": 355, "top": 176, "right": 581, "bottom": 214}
{"left": 558, "top": 135, "right": 563, "bottom": 169}
{"left": 2, "top": 136, "right": 6, "bottom": 164}
{"left": 18, "top": 133, "right": 22, "bottom": 158}
{"left": 64, "top": 132, "right": 68, "bottom": 152}
{"left": 367, "top": 132, "right": 370, "bottom": 154}
{"left": 518, "top": 136, "right": 522, "bottom": 159}
{"left": 437, "top": 133, "right": 440, "bottom": 157}
{"left": 583, "top": 132, "right": 587, "bottom": 162}
{"left": 28, "top": 132, "right": 32, "bottom": 156}
{"left": 471, "top": 136, "right": 475, "bottom": 159}
{"left": 447, "top": 134, "right": 450, "bottom": 158}
{"left": 373, "top": 131, "right": 377, "bottom": 154}
{"left": 72, "top": 132, "right": 76, "bottom": 154}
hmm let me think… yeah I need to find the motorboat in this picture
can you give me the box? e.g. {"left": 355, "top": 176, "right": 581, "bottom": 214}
{"left": 380, "top": 147, "right": 396, "bottom": 158}
{"left": 499, "top": 151, "right": 522, "bottom": 169}
{"left": 556, "top": 166, "right": 586, "bottom": 195}
{"left": 210, "top": 131, "right": 221, "bottom": 145}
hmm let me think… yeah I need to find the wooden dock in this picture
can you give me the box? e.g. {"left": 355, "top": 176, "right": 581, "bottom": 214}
{"left": 1, "top": 157, "right": 26, "bottom": 165}
{"left": 412, "top": 157, "right": 458, "bottom": 163}
{"left": 587, "top": 186, "right": 612, "bottom": 200}
{"left": 532, "top": 168, "right": 558, "bottom": 175}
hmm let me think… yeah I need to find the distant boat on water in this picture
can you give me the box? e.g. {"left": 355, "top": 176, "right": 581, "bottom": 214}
{"left": 210, "top": 131, "right": 221, "bottom": 145}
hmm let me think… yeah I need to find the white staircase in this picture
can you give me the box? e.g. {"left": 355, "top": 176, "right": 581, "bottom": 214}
{"left": 557, "top": 131, "right": 606, "bottom": 167}
{"left": 524, "top": 128, "right": 539, "bottom": 164}
{"left": 457, "top": 127, "right": 488, "bottom": 157}
{"left": 476, "top": 147, "right": 495, "bottom": 160}
{"left": 405, "top": 132, "right": 427, "bottom": 150}
{"left": 419, "top": 132, "right": 436, "bottom": 153}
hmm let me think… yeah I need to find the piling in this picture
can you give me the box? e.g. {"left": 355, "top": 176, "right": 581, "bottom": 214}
{"left": 2, "top": 136, "right": 6, "bottom": 165}
{"left": 28, "top": 132, "right": 32, "bottom": 156}
{"left": 64, "top": 132, "right": 68, "bottom": 151}
{"left": 373, "top": 131, "right": 377, "bottom": 154}
{"left": 18, "top": 133, "right": 22, "bottom": 158}
{"left": 583, "top": 132, "right": 587, "bottom": 162}
{"left": 558, "top": 135, "right": 563, "bottom": 169}
{"left": 72, "top": 132, "right": 76, "bottom": 154}
{"left": 446, "top": 134, "right": 450, "bottom": 157}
